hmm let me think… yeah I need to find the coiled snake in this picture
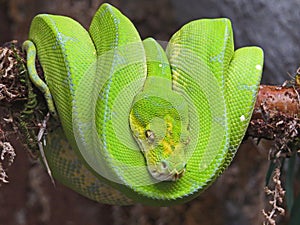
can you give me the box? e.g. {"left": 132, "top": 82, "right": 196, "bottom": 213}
{"left": 23, "top": 3, "right": 263, "bottom": 206}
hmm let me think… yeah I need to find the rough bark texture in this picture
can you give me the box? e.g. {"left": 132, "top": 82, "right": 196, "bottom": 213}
{"left": 0, "top": 0, "right": 298, "bottom": 224}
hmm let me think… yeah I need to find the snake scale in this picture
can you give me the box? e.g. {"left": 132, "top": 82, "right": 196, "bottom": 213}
{"left": 22, "top": 3, "right": 263, "bottom": 206}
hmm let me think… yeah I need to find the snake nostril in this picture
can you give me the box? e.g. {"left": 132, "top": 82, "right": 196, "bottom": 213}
{"left": 161, "top": 161, "right": 168, "bottom": 169}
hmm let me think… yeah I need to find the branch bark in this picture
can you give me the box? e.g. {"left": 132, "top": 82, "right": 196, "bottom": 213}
{"left": 248, "top": 84, "right": 300, "bottom": 158}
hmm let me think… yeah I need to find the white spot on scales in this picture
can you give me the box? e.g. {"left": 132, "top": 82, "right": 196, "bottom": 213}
{"left": 240, "top": 115, "right": 246, "bottom": 122}
{"left": 255, "top": 64, "right": 262, "bottom": 71}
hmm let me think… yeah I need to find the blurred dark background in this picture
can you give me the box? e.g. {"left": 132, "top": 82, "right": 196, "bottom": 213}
{"left": 0, "top": 0, "right": 299, "bottom": 224}
{"left": 1, "top": 0, "right": 300, "bottom": 84}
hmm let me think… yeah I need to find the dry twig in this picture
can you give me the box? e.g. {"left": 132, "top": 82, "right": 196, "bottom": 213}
{"left": 262, "top": 168, "right": 286, "bottom": 225}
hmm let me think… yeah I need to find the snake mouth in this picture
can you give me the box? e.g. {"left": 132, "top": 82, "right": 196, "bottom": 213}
{"left": 148, "top": 162, "right": 186, "bottom": 181}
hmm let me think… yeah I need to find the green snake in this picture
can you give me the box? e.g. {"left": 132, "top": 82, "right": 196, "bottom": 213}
{"left": 22, "top": 3, "right": 263, "bottom": 206}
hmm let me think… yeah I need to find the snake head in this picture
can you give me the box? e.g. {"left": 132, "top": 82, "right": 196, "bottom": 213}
{"left": 145, "top": 131, "right": 189, "bottom": 181}
{"left": 129, "top": 93, "right": 190, "bottom": 181}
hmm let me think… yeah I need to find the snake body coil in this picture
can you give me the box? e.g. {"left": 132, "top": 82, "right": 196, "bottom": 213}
{"left": 23, "top": 3, "right": 263, "bottom": 206}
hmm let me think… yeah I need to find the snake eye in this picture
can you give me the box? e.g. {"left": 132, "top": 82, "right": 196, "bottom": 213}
{"left": 145, "top": 130, "right": 155, "bottom": 143}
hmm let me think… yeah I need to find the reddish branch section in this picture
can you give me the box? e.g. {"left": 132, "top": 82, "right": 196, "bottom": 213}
{"left": 248, "top": 85, "right": 300, "bottom": 156}
{"left": 253, "top": 85, "right": 300, "bottom": 120}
